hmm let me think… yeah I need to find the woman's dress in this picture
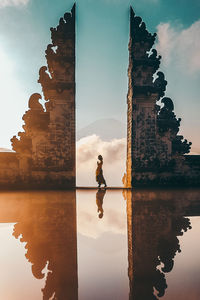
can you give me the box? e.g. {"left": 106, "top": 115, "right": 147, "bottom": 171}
{"left": 96, "top": 161, "right": 106, "bottom": 185}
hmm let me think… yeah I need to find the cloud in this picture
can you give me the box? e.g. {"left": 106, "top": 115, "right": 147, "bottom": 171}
{"left": 78, "top": 232, "right": 127, "bottom": 253}
{"left": 76, "top": 135, "right": 126, "bottom": 187}
{"left": 156, "top": 21, "right": 200, "bottom": 153}
{"left": 0, "top": 0, "right": 29, "bottom": 8}
{"left": 156, "top": 20, "right": 200, "bottom": 73}
{"left": 77, "top": 188, "right": 127, "bottom": 238}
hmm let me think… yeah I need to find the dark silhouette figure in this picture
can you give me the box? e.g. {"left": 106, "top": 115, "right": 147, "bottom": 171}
{"left": 96, "top": 155, "right": 107, "bottom": 188}
{"left": 96, "top": 188, "right": 106, "bottom": 219}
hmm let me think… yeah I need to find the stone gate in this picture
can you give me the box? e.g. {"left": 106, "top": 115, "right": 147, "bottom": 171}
{"left": 0, "top": 5, "right": 76, "bottom": 189}
{"left": 125, "top": 7, "right": 200, "bottom": 187}
{"left": 0, "top": 5, "right": 199, "bottom": 189}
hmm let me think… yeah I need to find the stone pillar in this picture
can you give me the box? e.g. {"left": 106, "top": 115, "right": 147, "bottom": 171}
{"left": 11, "top": 5, "right": 76, "bottom": 188}
{"left": 126, "top": 7, "right": 191, "bottom": 187}
{"left": 35, "top": 4, "right": 76, "bottom": 186}
{"left": 126, "top": 7, "right": 163, "bottom": 186}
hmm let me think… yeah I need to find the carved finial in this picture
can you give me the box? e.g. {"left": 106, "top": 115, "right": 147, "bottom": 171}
{"left": 172, "top": 136, "right": 192, "bottom": 154}
{"left": 130, "top": 9, "right": 156, "bottom": 49}
{"left": 38, "top": 66, "right": 51, "bottom": 87}
{"left": 45, "top": 44, "right": 54, "bottom": 56}
{"left": 64, "top": 13, "right": 71, "bottom": 22}
{"left": 72, "top": 3, "right": 76, "bottom": 16}
{"left": 28, "top": 93, "right": 43, "bottom": 110}
{"left": 32, "top": 264, "right": 45, "bottom": 280}
{"left": 154, "top": 71, "right": 167, "bottom": 98}
{"left": 161, "top": 97, "right": 174, "bottom": 111}
{"left": 130, "top": 6, "right": 135, "bottom": 18}
{"left": 39, "top": 66, "right": 47, "bottom": 78}
{"left": 51, "top": 4, "right": 75, "bottom": 46}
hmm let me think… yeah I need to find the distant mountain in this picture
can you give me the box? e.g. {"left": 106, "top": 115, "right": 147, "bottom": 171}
{"left": 77, "top": 118, "right": 126, "bottom": 141}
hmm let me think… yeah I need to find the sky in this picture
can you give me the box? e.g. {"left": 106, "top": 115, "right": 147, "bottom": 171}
{"left": 0, "top": 0, "right": 200, "bottom": 185}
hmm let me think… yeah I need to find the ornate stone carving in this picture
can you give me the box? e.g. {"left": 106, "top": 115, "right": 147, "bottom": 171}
{"left": 130, "top": 8, "right": 156, "bottom": 51}
{"left": 126, "top": 6, "right": 193, "bottom": 187}
{"left": 154, "top": 71, "right": 167, "bottom": 99}
{"left": 157, "top": 97, "right": 181, "bottom": 136}
{"left": 172, "top": 135, "right": 192, "bottom": 155}
{"left": 23, "top": 94, "right": 49, "bottom": 134}
{"left": 10, "top": 4, "right": 76, "bottom": 187}
{"left": 28, "top": 93, "right": 43, "bottom": 110}
{"left": 11, "top": 133, "right": 32, "bottom": 155}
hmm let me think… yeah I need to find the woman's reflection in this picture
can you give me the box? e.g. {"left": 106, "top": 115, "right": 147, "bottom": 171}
{"left": 96, "top": 188, "right": 106, "bottom": 219}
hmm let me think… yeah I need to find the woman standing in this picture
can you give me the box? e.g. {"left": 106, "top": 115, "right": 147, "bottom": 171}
{"left": 96, "top": 155, "right": 107, "bottom": 188}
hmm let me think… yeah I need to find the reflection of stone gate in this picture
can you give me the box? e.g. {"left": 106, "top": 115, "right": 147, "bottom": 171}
{"left": 0, "top": 5, "right": 76, "bottom": 188}
{"left": 124, "top": 189, "right": 200, "bottom": 300}
{"left": 0, "top": 191, "right": 78, "bottom": 299}
{"left": 125, "top": 7, "right": 200, "bottom": 187}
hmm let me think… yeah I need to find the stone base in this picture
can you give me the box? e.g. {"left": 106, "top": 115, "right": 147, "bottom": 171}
{"left": 0, "top": 152, "right": 75, "bottom": 190}
{"left": 131, "top": 155, "right": 200, "bottom": 187}
{"left": 0, "top": 180, "right": 76, "bottom": 190}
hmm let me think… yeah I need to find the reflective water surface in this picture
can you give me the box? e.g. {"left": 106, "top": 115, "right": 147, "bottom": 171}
{"left": 0, "top": 189, "right": 199, "bottom": 300}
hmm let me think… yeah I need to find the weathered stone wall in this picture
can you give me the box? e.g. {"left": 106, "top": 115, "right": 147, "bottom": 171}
{"left": 0, "top": 152, "right": 20, "bottom": 188}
